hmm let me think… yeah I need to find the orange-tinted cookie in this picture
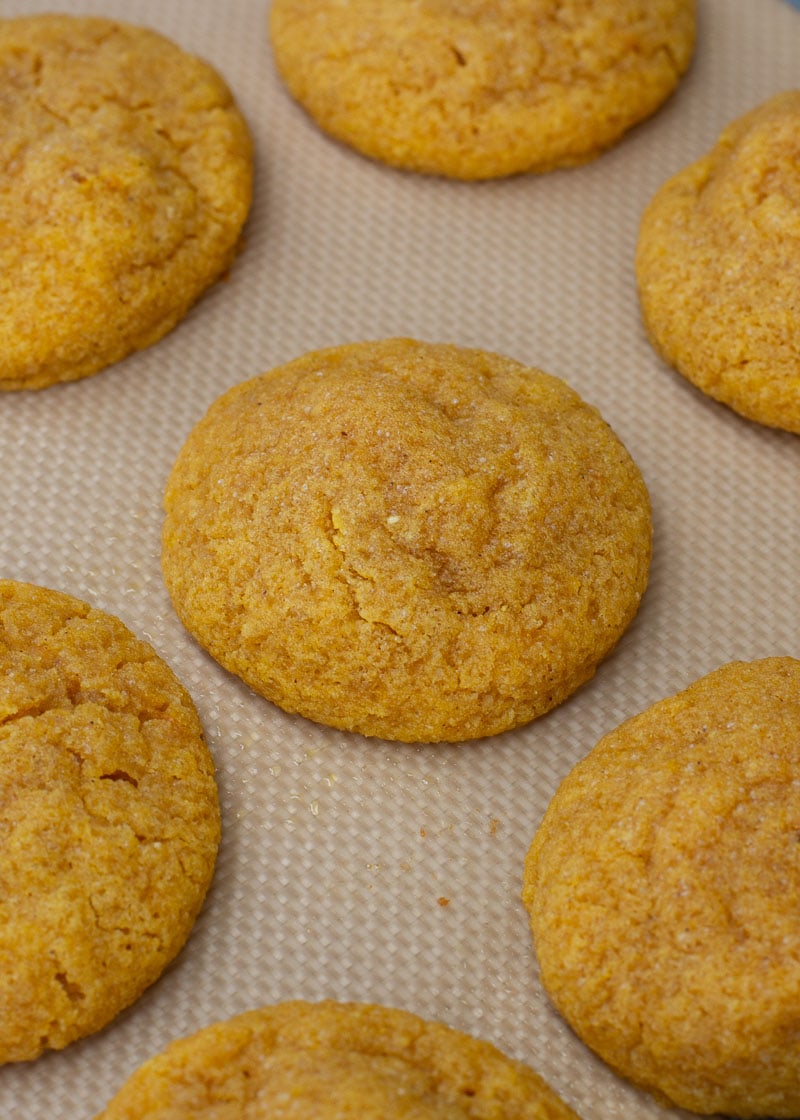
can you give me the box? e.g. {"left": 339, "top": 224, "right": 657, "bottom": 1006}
{"left": 0, "top": 14, "right": 252, "bottom": 389}
{"left": 269, "top": 0, "right": 695, "bottom": 178}
{"left": 96, "top": 999, "right": 580, "bottom": 1118}
{"left": 636, "top": 92, "right": 800, "bottom": 432}
{"left": 0, "top": 580, "right": 220, "bottom": 1062}
{"left": 162, "top": 338, "right": 651, "bottom": 742}
{"left": 524, "top": 657, "right": 800, "bottom": 1116}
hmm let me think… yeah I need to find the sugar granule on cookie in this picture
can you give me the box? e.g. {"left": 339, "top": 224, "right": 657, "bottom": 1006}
{"left": 0, "top": 14, "right": 253, "bottom": 390}
{"left": 161, "top": 338, "right": 652, "bottom": 743}
{"left": 96, "top": 999, "right": 582, "bottom": 1118}
{"left": 0, "top": 580, "right": 220, "bottom": 1063}
{"left": 636, "top": 91, "right": 800, "bottom": 433}
{"left": 269, "top": 0, "right": 696, "bottom": 179}
{"left": 523, "top": 657, "right": 800, "bottom": 1117}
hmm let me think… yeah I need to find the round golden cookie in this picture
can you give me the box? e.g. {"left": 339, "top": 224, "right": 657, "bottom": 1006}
{"left": 161, "top": 338, "right": 652, "bottom": 743}
{"left": 523, "top": 657, "right": 800, "bottom": 1117}
{"left": 636, "top": 92, "right": 800, "bottom": 433}
{"left": 0, "top": 14, "right": 253, "bottom": 391}
{"left": 0, "top": 580, "right": 220, "bottom": 1063}
{"left": 96, "top": 999, "right": 580, "bottom": 1118}
{"left": 268, "top": 0, "right": 696, "bottom": 180}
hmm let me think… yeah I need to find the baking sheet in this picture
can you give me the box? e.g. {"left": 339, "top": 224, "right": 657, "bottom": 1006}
{"left": 1, "top": 1, "right": 799, "bottom": 1116}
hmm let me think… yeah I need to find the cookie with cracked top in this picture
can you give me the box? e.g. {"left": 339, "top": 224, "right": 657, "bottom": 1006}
{"left": 523, "top": 657, "right": 800, "bottom": 1116}
{"left": 161, "top": 337, "right": 652, "bottom": 743}
{"left": 0, "top": 14, "right": 252, "bottom": 390}
{"left": 636, "top": 91, "right": 800, "bottom": 433}
{"left": 96, "top": 999, "right": 581, "bottom": 1118}
{"left": 0, "top": 579, "right": 220, "bottom": 1062}
{"left": 269, "top": 0, "right": 696, "bottom": 179}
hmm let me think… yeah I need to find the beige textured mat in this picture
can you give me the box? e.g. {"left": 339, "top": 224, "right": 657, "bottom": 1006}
{"left": 1, "top": 1, "right": 799, "bottom": 1116}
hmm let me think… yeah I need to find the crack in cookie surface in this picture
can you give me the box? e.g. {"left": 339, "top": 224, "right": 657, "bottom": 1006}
{"left": 0, "top": 14, "right": 253, "bottom": 389}
{"left": 162, "top": 339, "right": 651, "bottom": 742}
{"left": 0, "top": 579, "right": 220, "bottom": 1063}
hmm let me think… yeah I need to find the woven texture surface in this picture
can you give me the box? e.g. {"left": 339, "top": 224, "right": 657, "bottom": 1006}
{"left": 1, "top": 1, "right": 798, "bottom": 1116}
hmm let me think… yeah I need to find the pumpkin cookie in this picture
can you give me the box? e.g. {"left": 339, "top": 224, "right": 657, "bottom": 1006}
{"left": 96, "top": 999, "right": 580, "bottom": 1118}
{"left": 0, "top": 14, "right": 253, "bottom": 390}
{"left": 636, "top": 92, "right": 800, "bottom": 433}
{"left": 0, "top": 580, "right": 220, "bottom": 1062}
{"left": 523, "top": 657, "right": 800, "bottom": 1116}
{"left": 161, "top": 338, "right": 652, "bottom": 743}
{"left": 268, "top": 0, "right": 696, "bottom": 179}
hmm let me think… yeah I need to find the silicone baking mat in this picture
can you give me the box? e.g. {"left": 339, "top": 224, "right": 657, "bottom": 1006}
{"left": 1, "top": 1, "right": 798, "bottom": 1116}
